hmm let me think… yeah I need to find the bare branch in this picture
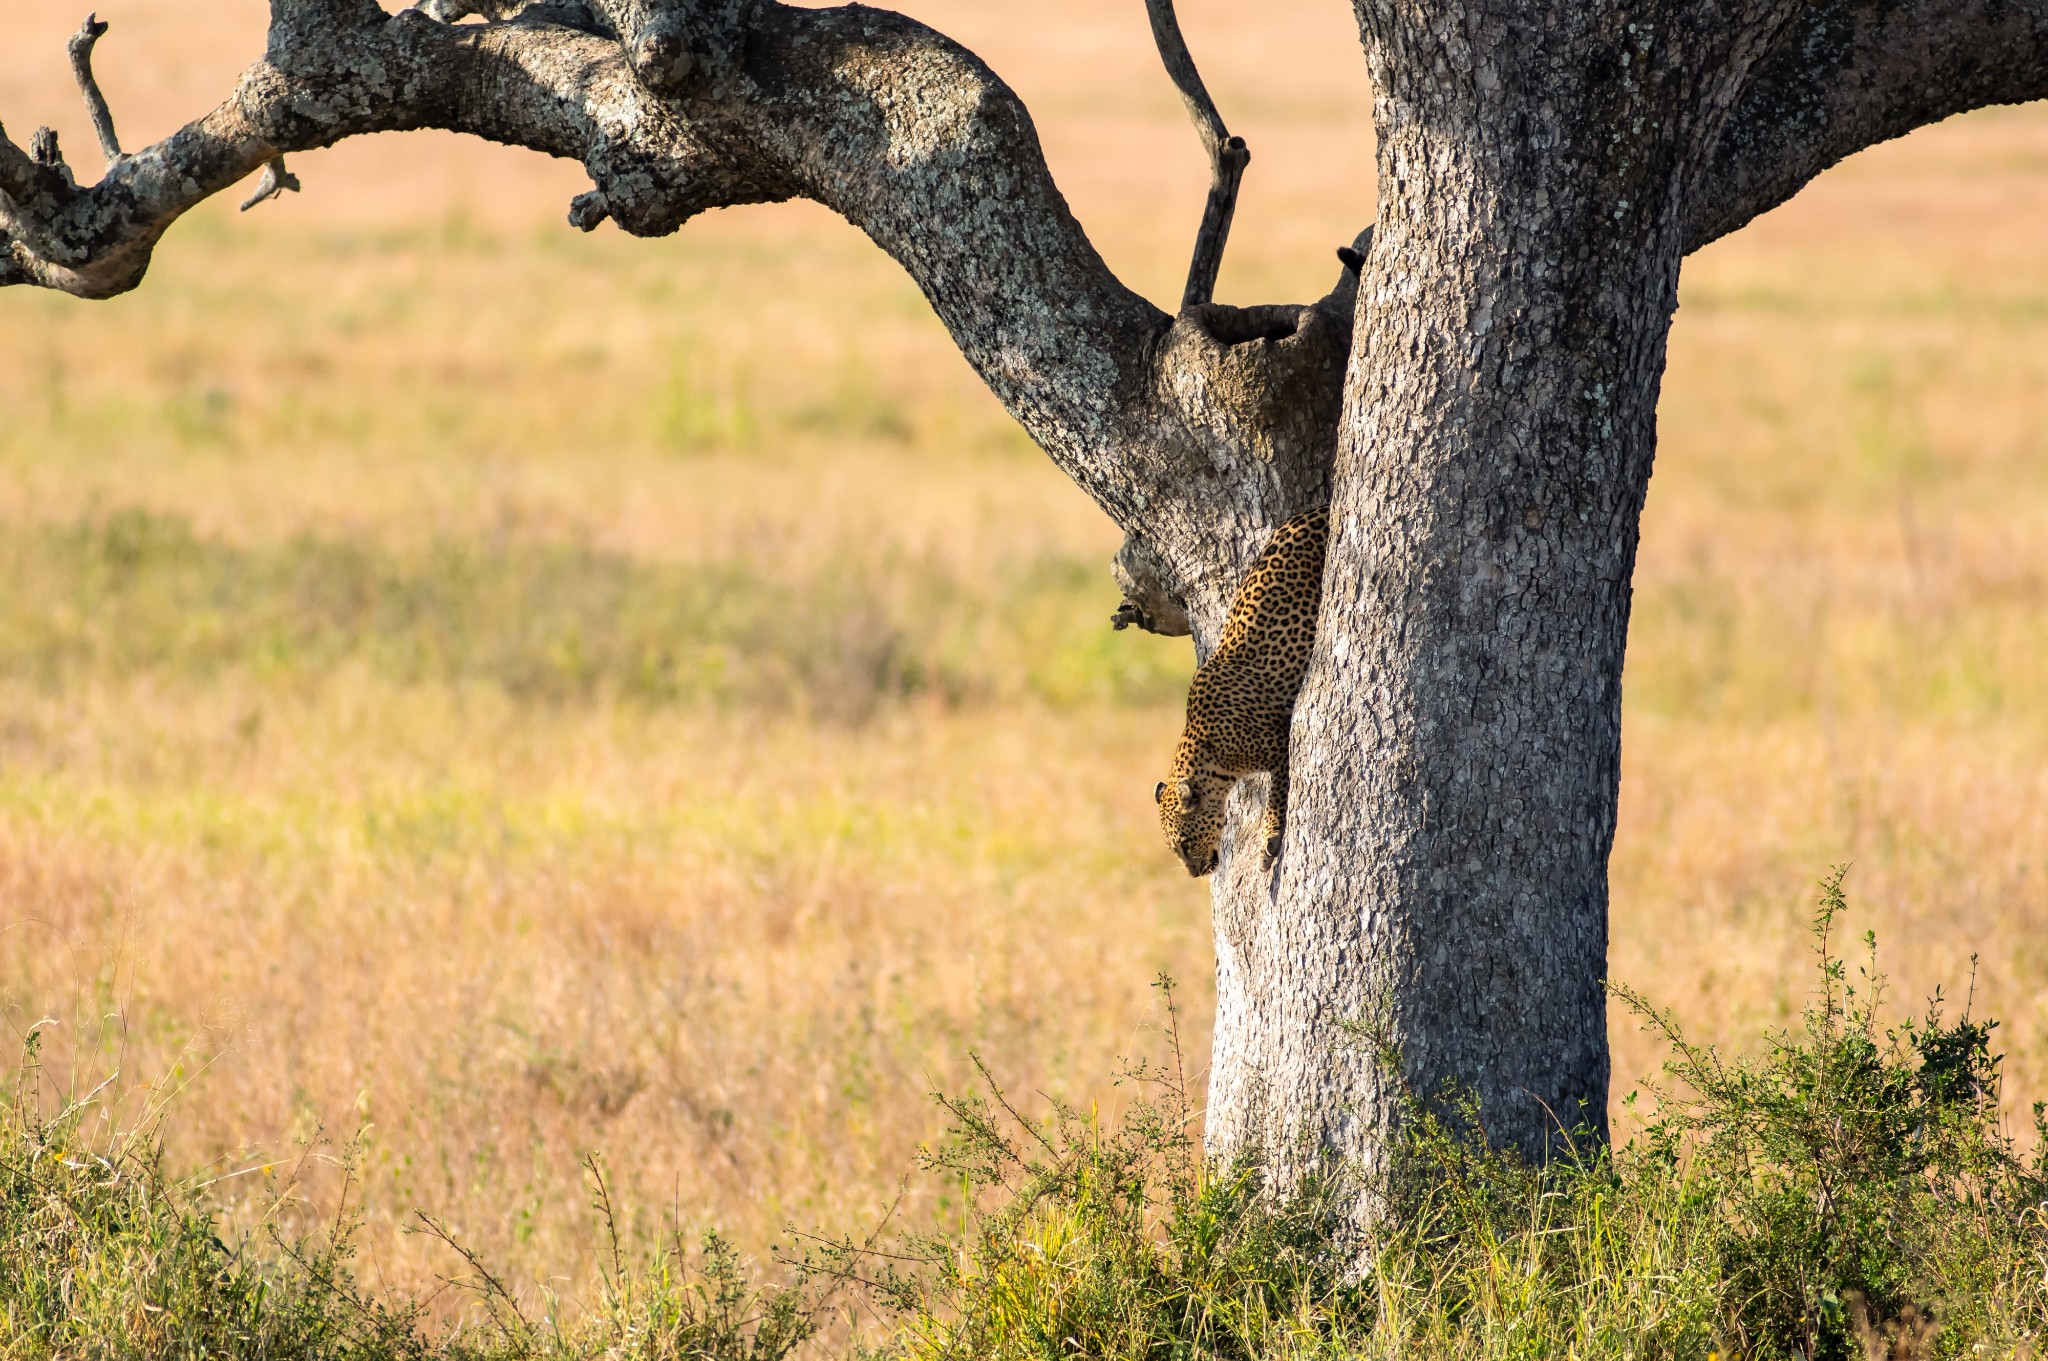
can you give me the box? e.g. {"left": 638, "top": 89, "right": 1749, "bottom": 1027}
{"left": 1, "top": 14, "right": 690, "bottom": 298}
{"left": 67, "top": 14, "right": 123, "bottom": 164}
{"left": 1689, "top": 0, "right": 2048, "bottom": 253}
{"left": 1143, "top": 0, "right": 1250, "bottom": 309}
{"left": 1, "top": 95, "right": 273, "bottom": 298}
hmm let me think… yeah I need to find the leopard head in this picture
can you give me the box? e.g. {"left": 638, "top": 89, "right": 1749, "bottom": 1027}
{"left": 1155, "top": 768, "right": 1231, "bottom": 876}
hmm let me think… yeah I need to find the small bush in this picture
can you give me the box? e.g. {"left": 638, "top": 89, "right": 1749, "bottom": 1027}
{"left": 799, "top": 989, "right": 1361, "bottom": 1360}
{"left": 0, "top": 1027, "right": 434, "bottom": 1359}
{"left": 1614, "top": 866, "right": 2048, "bottom": 1358}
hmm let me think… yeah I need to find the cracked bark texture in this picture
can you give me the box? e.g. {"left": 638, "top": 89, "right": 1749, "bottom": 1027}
{"left": 4, "top": 0, "right": 2044, "bottom": 1232}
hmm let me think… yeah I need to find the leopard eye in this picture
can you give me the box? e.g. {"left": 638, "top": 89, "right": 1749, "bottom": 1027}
{"left": 1154, "top": 781, "right": 1166, "bottom": 805}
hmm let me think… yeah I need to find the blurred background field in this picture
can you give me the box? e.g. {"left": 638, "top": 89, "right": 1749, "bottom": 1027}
{"left": 2, "top": 0, "right": 2046, "bottom": 1313}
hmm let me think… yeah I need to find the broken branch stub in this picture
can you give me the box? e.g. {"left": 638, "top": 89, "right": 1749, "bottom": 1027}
{"left": 1112, "top": 536, "right": 1194, "bottom": 638}
{"left": 238, "top": 157, "right": 301, "bottom": 212}
{"left": 67, "top": 14, "right": 123, "bottom": 164}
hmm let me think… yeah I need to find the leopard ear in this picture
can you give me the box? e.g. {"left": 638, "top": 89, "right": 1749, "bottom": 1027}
{"left": 1154, "top": 781, "right": 1166, "bottom": 805}
{"left": 1175, "top": 778, "right": 1195, "bottom": 804}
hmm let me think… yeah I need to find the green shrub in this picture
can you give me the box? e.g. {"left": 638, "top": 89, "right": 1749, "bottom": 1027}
{"left": 799, "top": 993, "right": 1361, "bottom": 1360}
{"left": 1611, "top": 867, "right": 2048, "bottom": 1358}
{"left": 1363, "top": 875, "right": 2048, "bottom": 1358}
{"left": 0, "top": 1027, "right": 434, "bottom": 1359}
{"left": 823, "top": 873, "right": 2048, "bottom": 1360}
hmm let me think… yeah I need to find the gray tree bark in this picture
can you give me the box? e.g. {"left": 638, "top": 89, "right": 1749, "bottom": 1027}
{"left": 5, "top": 0, "right": 2045, "bottom": 1232}
{"left": 1208, "top": 0, "right": 1798, "bottom": 1185}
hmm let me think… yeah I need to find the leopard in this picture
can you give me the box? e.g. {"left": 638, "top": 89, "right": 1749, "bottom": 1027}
{"left": 1155, "top": 506, "right": 1329, "bottom": 877}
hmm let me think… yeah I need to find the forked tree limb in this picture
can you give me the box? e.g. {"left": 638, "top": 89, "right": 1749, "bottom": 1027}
{"left": 1143, "top": 0, "right": 1249, "bottom": 310}
{"left": 3, "top": 3, "right": 1203, "bottom": 545}
{"left": 0, "top": 1, "right": 1366, "bottom": 613}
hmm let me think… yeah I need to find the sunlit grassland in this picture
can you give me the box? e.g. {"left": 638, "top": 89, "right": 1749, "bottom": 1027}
{"left": 0, "top": 196, "right": 1213, "bottom": 1297}
{"left": 2, "top": 0, "right": 2047, "bottom": 1327}
{"left": 1617, "top": 104, "right": 2048, "bottom": 1119}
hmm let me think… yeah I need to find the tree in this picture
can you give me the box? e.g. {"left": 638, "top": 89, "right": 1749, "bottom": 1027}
{"left": 4, "top": 0, "right": 2044, "bottom": 1231}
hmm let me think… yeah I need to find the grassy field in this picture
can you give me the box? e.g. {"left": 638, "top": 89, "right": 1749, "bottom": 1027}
{"left": 2, "top": 0, "right": 2046, "bottom": 1329}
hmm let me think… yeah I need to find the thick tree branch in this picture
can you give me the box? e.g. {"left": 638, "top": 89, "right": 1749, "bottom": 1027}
{"left": 1690, "top": 0, "right": 2048, "bottom": 252}
{"left": 0, "top": 97, "right": 271, "bottom": 297}
{"left": 1, "top": 2, "right": 1163, "bottom": 449}
{"left": 1143, "top": 0, "right": 1249, "bottom": 309}
{"left": 0, "top": 1, "right": 1371, "bottom": 639}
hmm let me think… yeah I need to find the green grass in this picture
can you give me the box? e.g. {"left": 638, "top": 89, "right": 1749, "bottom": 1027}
{"left": 0, "top": 508, "right": 1185, "bottom": 719}
{"left": 7, "top": 873, "right": 2044, "bottom": 1359}
{"left": 0, "top": 1031, "right": 819, "bottom": 1360}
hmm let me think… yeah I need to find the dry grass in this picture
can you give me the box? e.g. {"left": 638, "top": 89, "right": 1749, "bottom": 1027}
{"left": 1, "top": 0, "right": 2045, "bottom": 1322}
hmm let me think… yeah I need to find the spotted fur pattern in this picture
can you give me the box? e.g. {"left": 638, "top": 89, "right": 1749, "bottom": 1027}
{"left": 1155, "top": 507, "right": 1329, "bottom": 876}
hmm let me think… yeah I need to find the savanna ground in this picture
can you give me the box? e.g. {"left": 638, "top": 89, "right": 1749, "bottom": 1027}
{"left": 2, "top": 0, "right": 2046, "bottom": 1336}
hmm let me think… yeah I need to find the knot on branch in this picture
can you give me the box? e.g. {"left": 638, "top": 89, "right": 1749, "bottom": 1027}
{"left": 567, "top": 189, "right": 610, "bottom": 232}
{"left": 622, "top": 0, "right": 750, "bottom": 98}
{"left": 580, "top": 137, "right": 684, "bottom": 235}
{"left": 577, "top": 129, "right": 776, "bottom": 237}
{"left": 1111, "top": 536, "right": 1193, "bottom": 638}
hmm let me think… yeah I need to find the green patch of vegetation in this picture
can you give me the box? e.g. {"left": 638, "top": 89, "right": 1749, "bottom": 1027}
{"left": 5, "top": 874, "right": 2044, "bottom": 1358}
{"left": 0, "top": 1030, "right": 819, "bottom": 1360}
{"left": 813, "top": 873, "right": 2048, "bottom": 1359}
{"left": 0, "top": 508, "right": 1186, "bottom": 718}
{"left": 806, "top": 999, "right": 1358, "bottom": 1361}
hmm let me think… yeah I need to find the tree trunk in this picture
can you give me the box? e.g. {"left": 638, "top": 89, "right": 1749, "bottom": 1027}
{"left": 1205, "top": 0, "right": 1788, "bottom": 1205}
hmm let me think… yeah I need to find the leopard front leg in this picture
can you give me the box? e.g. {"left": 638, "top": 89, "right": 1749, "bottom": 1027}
{"left": 1261, "top": 739, "right": 1291, "bottom": 868}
